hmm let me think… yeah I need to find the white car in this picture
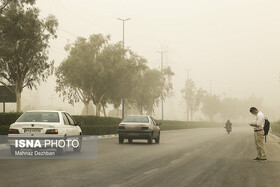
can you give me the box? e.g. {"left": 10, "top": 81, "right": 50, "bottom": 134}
{"left": 8, "top": 110, "right": 82, "bottom": 155}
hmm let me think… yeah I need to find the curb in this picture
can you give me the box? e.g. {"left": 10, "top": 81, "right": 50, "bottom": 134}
{"left": 269, "top": 133, "right": 280, "bottom": 140}
{"left": 0, "top": 144, "right": 9, "bottom": 150}
{"left": 83, "top": 134, "right": 118, "bottom": 140}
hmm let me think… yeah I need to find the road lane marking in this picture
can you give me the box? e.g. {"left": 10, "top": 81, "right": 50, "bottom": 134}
{"left": 269, "top": 133, "right": 280, "bottom": 140}
{"left": 144, "top": 168, "right": 160, "bottom": 175}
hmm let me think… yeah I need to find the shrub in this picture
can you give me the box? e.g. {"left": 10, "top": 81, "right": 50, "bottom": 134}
{"left": 0, "top": 113, "right": 224, "bottom": 135}
{"left": 72, "top": 115, "right": 121, "bottom": 126}
{"left": 0, "top": 113, "right": 22, "bottom": 126}
{"left": 0, "top": 125, "right": 9, "bottom": 135}
{"left": 81, "top": 125, "right": 118, "bottom": 135}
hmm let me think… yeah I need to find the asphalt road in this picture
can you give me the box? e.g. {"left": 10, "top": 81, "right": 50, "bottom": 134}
{"left": 1, "top": 126, "right": 280, "bottom": 187}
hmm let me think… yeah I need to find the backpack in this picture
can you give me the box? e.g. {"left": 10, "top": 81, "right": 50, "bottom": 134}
{"left": 263, "top": 118, "right": 270, "bottom": 142}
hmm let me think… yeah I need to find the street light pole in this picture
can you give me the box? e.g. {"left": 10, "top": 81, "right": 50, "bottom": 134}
{"left": 117, "top": 18, "right": 130, "bottom": 119}
{"left": 185, "top": 68, "right": 191, "bottom": 80}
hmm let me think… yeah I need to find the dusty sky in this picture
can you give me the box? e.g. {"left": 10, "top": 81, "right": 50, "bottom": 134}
{"left": 15, "top": 0, "right": 280, "bottom": 120}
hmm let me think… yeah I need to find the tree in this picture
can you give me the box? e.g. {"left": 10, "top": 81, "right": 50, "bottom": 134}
{"left": 81, "top": 102, "right": 95, "bottom": 115}
{"left": 181, "top": 79, "right": 206, "bottom": 121}
{"left": 132, "top": 69, "right": 161, "bottom": 114}
{"left": 131, "top": 67, "right": 174, "bottom": 115}
{"left": 56, "top": 33, "right": 174, "bottom": 116}
{"left": 56, "top": 34, "right": 140, "bottom": 116}
{"left": 161, "top": 66, "right": 174, "bottom": 100}
{"left": 89, "top": 40, "right": 140, "bottom": 116}
{"left": 201, "top": 94, "right": 221, "bottom": 121}
{"left": 55, "top": 35, "right": 107, "bottom": 115}
{"left": 181, "top": 79, "right": 195, "bottom": 120}
{"left": 0, "top": 1, "right": 58, "bottom": 111}
{"left": 0, "top": 0, "right": 35, "bottom": 14}
{"left": 97, "top": 44, "right": 142, "bottom": 117}
{"left": 191, "top": 88, "right": 206, "bottom": 120}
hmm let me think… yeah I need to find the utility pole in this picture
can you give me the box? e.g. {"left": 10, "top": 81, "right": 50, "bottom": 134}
{"left": 117, "top": 18, "right": 130, "bottom": 119}
{"left": 158, "top": 49, "right": 167, "bottom": 120}
{"left": 185, "top": 67, "right": 191, "bottom": 80}
{"left": 209, "top": 80, "right": 213, "bottom": 95}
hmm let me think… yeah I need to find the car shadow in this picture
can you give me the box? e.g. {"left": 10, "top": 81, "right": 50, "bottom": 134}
{"left": 119, "top": 141, "right": 158, "bottom": 145}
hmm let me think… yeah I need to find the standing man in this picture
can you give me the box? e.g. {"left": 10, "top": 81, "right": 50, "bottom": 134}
{"left": 249, "top": 107, "right": 267, "bottom": 162}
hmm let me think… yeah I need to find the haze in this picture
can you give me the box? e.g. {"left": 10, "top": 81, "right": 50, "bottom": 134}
{"left": 5, "top": 0, "right": 280, "bottom": 121}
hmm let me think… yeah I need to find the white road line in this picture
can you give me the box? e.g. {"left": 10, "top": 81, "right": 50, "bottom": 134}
{"left": 143, "top": 168, "right": 160, "bottom": 175}
{"left": 269, "top": 133, "right": 280, "bottom": 140}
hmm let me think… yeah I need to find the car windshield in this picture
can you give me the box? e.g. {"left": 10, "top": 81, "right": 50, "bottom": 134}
{"left": 17, "top": 112, "right": 60, "bottom": 123}
{"left": 122, "top": 116, "right": 149, "bottom": 123}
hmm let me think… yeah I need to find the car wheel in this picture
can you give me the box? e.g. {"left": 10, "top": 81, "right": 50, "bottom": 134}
{"left": 119, "top": 137, "right": 124, "bottom": 144}
{"left": 73, "top": 136, "right": 82, "bottom": 152}
{"left": 128, "top": 138, "right": 133, "bottom": 144}
{"left": 155, "top": 134, "right": 160, "bottom": 143}
{"left": 10, "top": 146, "right": 19, "bottom": 156}
{"left": 148, "top": 136, "right": 153, "bottom": 144}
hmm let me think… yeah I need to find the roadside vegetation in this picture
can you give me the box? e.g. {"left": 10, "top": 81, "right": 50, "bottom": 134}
{"left": 0, "top": 0, "right": 58, "bottom": 112}
{"left": 55, "top": 34, "right": 174, "bottom": 116}
{"left": 181, "top": 78, "right": 267, "bottom": 121}
{"left": 0, "top": 113, "right": 225, "bottom": 135}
